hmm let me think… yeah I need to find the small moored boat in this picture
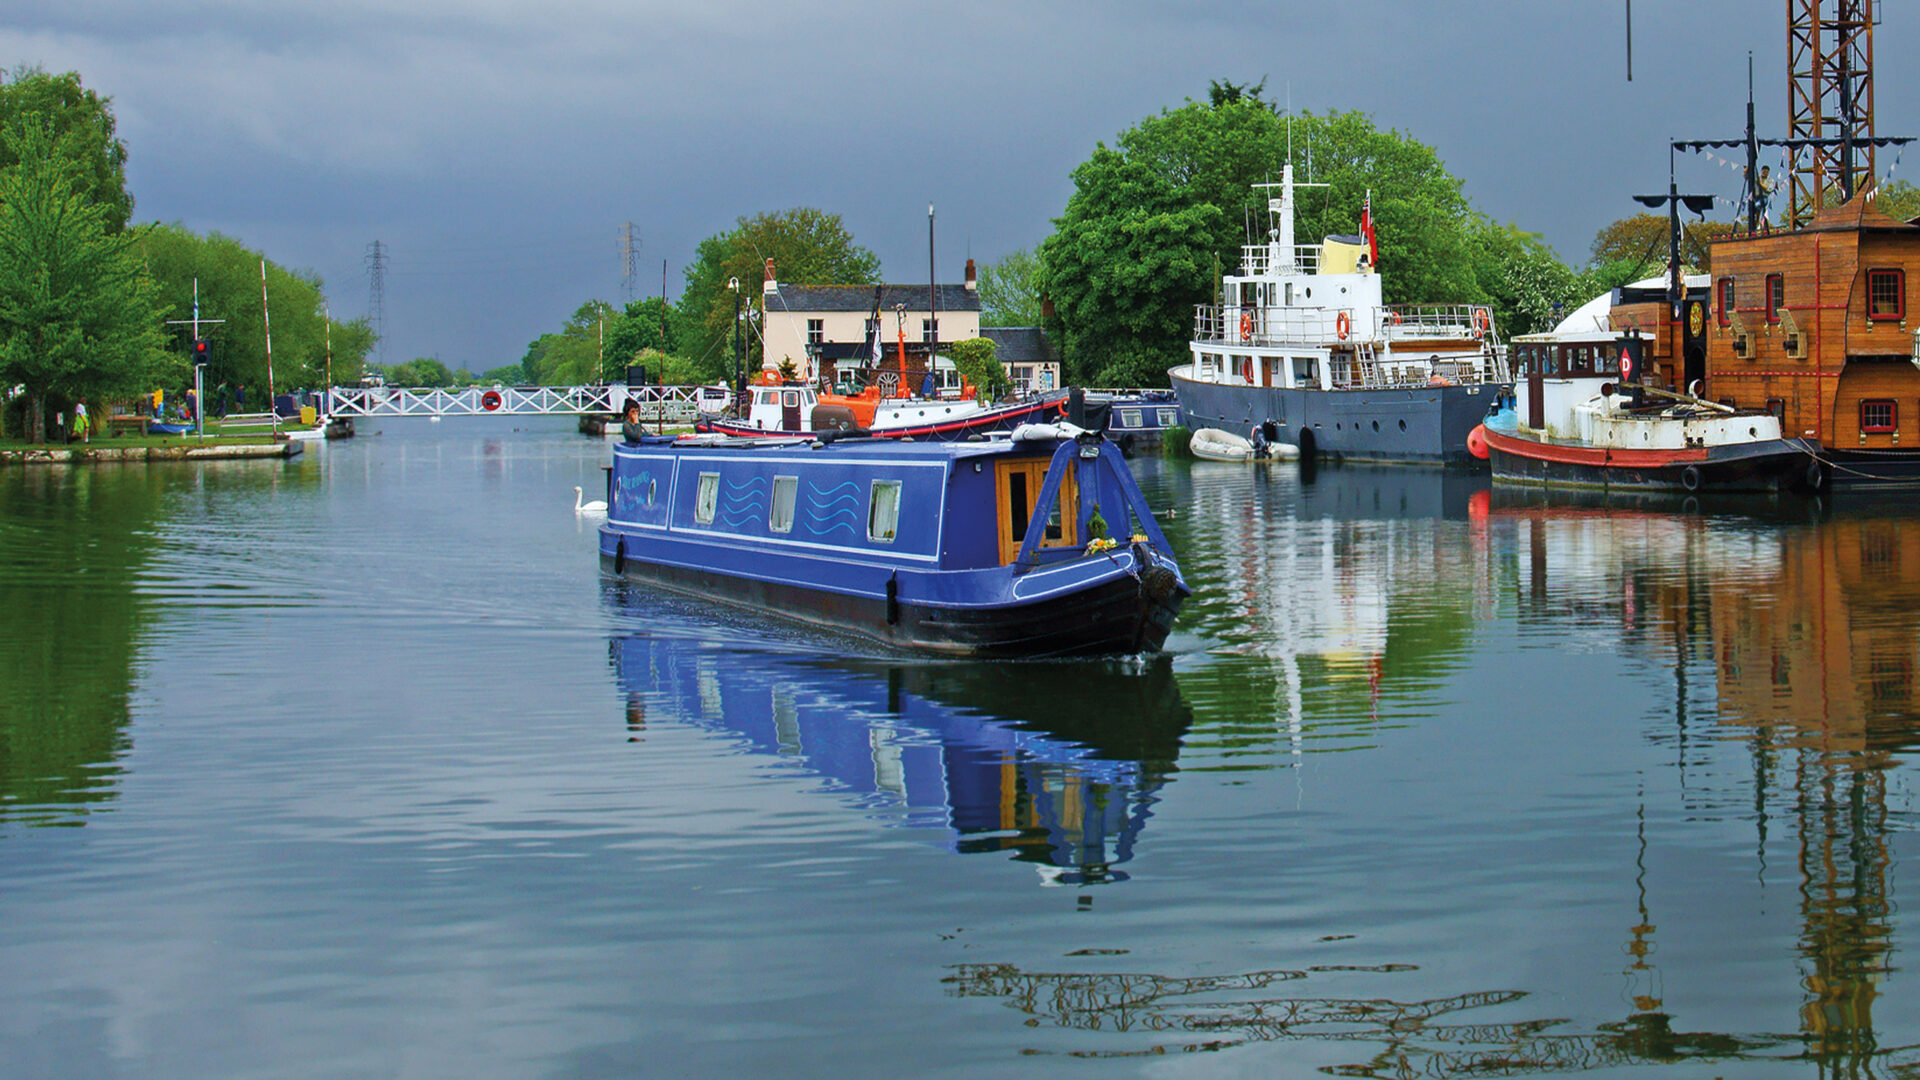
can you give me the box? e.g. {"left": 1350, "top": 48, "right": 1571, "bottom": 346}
{"left": 597, "top": 425, "right": 1189, "bottom": 657}
{"left": 1189, "top": 427, "right": 1300, "bottom": 462}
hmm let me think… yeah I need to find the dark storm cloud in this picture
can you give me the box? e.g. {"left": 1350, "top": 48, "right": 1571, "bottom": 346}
{"left": 5, "top": 1, "right": 1916, "bottom": 370}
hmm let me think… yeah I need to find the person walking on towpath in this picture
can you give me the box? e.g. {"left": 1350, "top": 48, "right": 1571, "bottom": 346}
{"left": 73, "top": 399, "right": 89, "bottom": 443}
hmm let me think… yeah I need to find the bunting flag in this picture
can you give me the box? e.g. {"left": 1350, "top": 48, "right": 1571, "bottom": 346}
{"left": 1361, "top": 190, "right": 1378, "bottom": 265}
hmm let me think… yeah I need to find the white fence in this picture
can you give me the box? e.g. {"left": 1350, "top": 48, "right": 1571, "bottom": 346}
{"left": 326, "top": 384, "right": 706, "bottom": 421}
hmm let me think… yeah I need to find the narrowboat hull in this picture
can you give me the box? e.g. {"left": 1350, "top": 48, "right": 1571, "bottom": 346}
{"left": 599, "top": 540, "right": 1185, "bottom": 658}
{"left": 1481, "top": 422, "right": 1816, "bottom": 493}
{"left": 1170, "top": 370, "right": 1500, "bottom": 467}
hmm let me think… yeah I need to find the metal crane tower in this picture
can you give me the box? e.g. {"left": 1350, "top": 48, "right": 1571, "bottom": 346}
{"left": 1786, "top": 0, "right": 1878, "bottom": 228}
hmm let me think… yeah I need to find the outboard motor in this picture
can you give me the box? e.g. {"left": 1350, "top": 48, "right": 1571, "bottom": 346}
{"left": 1250, "top": 424, "right": 1270, "bottom": 459}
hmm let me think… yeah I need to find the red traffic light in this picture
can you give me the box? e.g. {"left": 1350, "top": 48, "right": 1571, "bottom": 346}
{"left": 192, "top": 339, "right": 211, "bottom": 363}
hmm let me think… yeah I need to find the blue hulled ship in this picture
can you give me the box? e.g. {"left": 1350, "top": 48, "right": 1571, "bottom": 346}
{"left": 597, "top": 426, "right": 1189, "bottom": 657}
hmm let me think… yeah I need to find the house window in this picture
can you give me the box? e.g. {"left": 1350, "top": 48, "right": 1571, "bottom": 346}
{"left": 806, "top": 319, "right": 824, "bottom": 345}
{"left": 1717, "top": 277, "right": 1734, "bottom": 326}
{"left": 695, "top": 472, "right": 720, "bottom": 524}
{"left": 1861, "top": 399, "right": 1897, "bottom": 433}
{"left": 770, "top": 476, "right": 797, "bottom": 533}
{"left": 922, "top": 319, "right": 937, "bottom": 344}
{"left": 1868, "top": 269, "right": 1905, "bottom": 320}
{"left": 1766, "top": 274, "right": 1784, "bottom": 323}
{"left": 867, "top": 480, "right": 901, "bottom": 542}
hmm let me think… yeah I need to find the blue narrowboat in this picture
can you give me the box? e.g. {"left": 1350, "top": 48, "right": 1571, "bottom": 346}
{"left": 597, "top": 426, "right": 1189, "bottom": 657}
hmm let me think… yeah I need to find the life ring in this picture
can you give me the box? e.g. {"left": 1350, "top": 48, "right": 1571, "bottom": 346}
{"left": 1680, "top": 464, "right": 1701, "bottom": 493}
{"left": 1239, "top": 312, "right": 1254, "bottom": 342}
{"left": 1472, "top": 308, "right": 1491, "bottom": 337}
{"left": 1240, "top": 356, "right": 1255, "bottom": 383}
{"left": 1335, "top": 312, "right": 1351, "bottom": 340}
{"left": 1387, "top": 311, "right": 1403, "bottom": 327}
{"left": 481, "top": 390, "right": 503, "bottom": 412}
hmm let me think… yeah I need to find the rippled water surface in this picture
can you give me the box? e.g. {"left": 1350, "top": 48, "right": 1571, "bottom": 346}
{"left": 3, "top": 417, "right": 1917, "bottom": 1078}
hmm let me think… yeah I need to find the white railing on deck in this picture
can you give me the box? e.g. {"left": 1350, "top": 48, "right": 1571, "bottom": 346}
{"left": 1194, "top": 303, "right": 1499, "bottom": 349}
{"left": 1238, "top": 243, "right": 1322, "bottom": 276}
{"left": 326, "top": 384, "right": 705, "bottom": 420}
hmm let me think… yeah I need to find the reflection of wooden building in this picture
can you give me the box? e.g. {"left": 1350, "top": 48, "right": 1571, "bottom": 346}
{"left": 1710, "top": 516, "right": 1920, "bottom": 736}
{"left": 1705, "top": 196, "right": 1920, "bottom": 481}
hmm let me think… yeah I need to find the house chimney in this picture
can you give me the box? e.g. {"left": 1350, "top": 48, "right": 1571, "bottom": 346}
{"left": 763, "top": 257, "right": 777, "bottom": 294}
{"left": 964, "top": 258, "right": 977, "bottom": 292}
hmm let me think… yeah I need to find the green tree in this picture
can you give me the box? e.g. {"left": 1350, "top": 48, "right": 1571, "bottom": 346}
{"left": 677, "top": 208, "right": 880, "bottom": 380}
{"left": 1587, "top": 212, "right": 1735, "bottom": 274}
{"left": 520, "top": 300, "right": 616, "bottom": 384}
{"left": 0, "top": 67, "right": 132, "bottom": 232}
{"left": 137, "top": 224, "right": 373, "bottom": 402}
{"left": 387, "top": 356, "right": 453, "bottom": 387}
{"left": 0, "top": 120, "right": 170, "bottom": 442}
{"left": 1040, "top": 95, "right": 1487, "bottom": 384}
{"left": 978, "top": 247, "right": 1044, "bottom": 326}
{"left": 948, "top": 336, "right": 1009, "bottom": 399}
{"left": 1469, "top": 220, "right": 1586, "bottom": 337}
{"left": 1039, "top": 147, "right": 1223, "bottom": 382}
{"left": 603, "top": 296, "right": 682, "bottom": 379}
{"left": 1870, "top": 178, "right": 1920, "bottom": 221}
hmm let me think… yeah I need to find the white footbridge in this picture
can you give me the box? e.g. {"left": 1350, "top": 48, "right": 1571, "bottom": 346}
{"left": 325, "top": 384, "right": 707, "bottom": 422}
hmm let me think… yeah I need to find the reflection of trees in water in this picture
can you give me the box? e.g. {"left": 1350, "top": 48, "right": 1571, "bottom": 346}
{"left": 945, "top": 962, "right": 1768, "bottom": 1071}
{"left": 0, "top": 468, "right": 165, "bottom": 827}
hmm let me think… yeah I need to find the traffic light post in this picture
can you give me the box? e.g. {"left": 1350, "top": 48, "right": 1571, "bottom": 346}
{"left": 164, "top": 278, "right": 225, "bottom": 438}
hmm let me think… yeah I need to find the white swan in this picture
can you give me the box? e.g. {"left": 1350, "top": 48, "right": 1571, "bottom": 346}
{"left": 573, "top": 485, "right": 608, "bottom": 515}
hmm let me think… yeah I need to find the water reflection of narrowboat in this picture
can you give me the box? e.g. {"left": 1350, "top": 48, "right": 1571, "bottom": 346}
{"left": 597, "top": 427, "right": 1189, "bottom": 657}
{"left": 608, "top": 632, "right": 1192, "bottom": 884}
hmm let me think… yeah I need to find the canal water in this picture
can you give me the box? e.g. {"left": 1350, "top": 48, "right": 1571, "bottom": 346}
{"left": 1, "top": 416, "right": 1915, "bottom": 1078}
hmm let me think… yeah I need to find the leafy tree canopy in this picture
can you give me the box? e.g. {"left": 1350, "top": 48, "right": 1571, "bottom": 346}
{"left": 1587, "top": 212, "right": 1736, "bottom": 274}
{"left": 387, "top": 356, "right": 454, "bottom": 388}
{"left": 1039, "top": 96, "right": 1487, "bottom": 383}
{"left": 138, "top": 223, "right": 373, "bottom": 396}
{"left": 677, "top": 208, "right": 880, "bottom": 380}
{"left": 948, "top": 336, "right": 1008, "bottom": 400}
{"left": 0, "top": 119, "right": 169, "bottom": 441}
{"left": 0, "top": 67, "right": 132, "bottom": 232}
{"left": 977, "top": 246, "right": 1044, "bottom": 327}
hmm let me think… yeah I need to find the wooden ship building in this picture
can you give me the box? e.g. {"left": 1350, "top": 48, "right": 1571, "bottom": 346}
{"left": 1702, "top": 196, "right": 1920, "bottom": 485}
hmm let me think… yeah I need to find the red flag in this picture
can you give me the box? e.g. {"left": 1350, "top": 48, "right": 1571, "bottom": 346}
{"left": 1361, "top": 190, "right": 1378, "bottom": 266}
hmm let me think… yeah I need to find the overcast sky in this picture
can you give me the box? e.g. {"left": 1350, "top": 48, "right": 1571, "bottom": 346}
{"left": 9, "top": 1, "right": 1918, "bottom": 373}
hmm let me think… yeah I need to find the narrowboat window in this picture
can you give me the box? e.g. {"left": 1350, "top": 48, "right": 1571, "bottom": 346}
{"left": 770, "top": 476, "right": 797, "bottom": 533}
{"left": 1119, "top": 408, "right": 1142, "bottom": 428}
{"left": 695, "top": 472, "right": 720, "bottom": 524}
{"left": 1868, "top": 269, "right": 1905, "bottom": 320}
{"left": 1862, "top": 399, "right": 1898, "bottom": 433}
{"left": 1717, "top": 278, "right": 1734, "bottom": 326}
{"left": 1158, "top": 408, "right": 1179, "bottom": 425}
{"left": 868, "top": 480, "right": 901, "bottom": 542}
{"left": 1766, "top": 274, "right": 1784, "bottom": 323}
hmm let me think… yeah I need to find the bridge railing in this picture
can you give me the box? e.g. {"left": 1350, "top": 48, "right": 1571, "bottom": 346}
{"left": 325, "top": 384, "right": 707, "bottom": 421}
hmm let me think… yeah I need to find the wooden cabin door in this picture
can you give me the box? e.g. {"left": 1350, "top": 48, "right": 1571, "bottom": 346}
{"left": 994, "top": 459, "right": 1078, "bottom": 565}
{"left": 782, "top": 390, "right": 802, "bottom": 430}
